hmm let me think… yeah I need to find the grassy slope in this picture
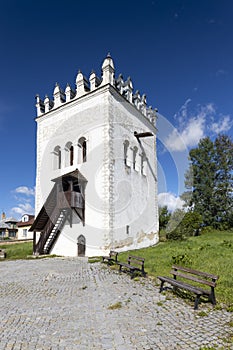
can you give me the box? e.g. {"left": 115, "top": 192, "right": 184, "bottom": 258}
{"left": 118, "top": 230, "right": 233, "bottom": 307}
{"left": 0, "top": 241, "right": 33, "bottom": 259}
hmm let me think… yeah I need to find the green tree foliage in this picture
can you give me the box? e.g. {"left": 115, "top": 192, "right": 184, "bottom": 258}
{"left": 166, "top": 209, "right": 202, "bottom": 240}
{"left": 214, "top": 134, "right": 233, "bottom": 229}
{"left": 159, "top": 206, "right": 171, "bottom": 229}
{"left": 182, "top": 134, "right": 233, "bottom": 229}
{"left": 166, "top": 209, "right": 185, "bottom": 240}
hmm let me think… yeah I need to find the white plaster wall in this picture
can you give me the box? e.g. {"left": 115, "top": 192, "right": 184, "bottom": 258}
{"left": 109, "top": 93, "right": 159, "bottom": 251}
{"left": 17, "top": 227, "right": 34, "bottom": 240}
{"left": 50, "top": 211, "right": 109, "bottom": 256}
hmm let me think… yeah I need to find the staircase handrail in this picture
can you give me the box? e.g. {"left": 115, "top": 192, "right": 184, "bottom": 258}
{"left": 35, "top": 206, "right": 61, "bottom": 254}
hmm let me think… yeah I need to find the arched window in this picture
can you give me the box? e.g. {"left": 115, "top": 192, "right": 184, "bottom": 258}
{"left": 53, "top": 146, "right": 61, "bottom": 170}
{"left": 78, "top": 137, "right": 87, "bottom": 163}
{"left": 65, "top": 142, "right": 73, "bottom": 167}
{"left": 123, "top": 140, "right": 130, "bottom": 166}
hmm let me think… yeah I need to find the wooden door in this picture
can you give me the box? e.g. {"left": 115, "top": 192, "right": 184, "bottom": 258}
{"left": 77, "top": 235, "right": 86, "bottom": 256}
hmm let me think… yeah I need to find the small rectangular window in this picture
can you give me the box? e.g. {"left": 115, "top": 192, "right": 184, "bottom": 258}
{"left": 126, "top": 225, "right": 130, "bottom": 235}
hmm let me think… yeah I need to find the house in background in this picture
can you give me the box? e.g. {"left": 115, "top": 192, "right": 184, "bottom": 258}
{"left": 0, "top": 212, "right": 18, "bottom": 239}
{"left": 17, "top": 214, "right": 35, "bottom": 240}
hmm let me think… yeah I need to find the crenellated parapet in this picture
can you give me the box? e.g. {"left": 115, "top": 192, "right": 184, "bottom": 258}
{"left": 89, "top": 70, "right": 101, "bottom": 91}
{"left": 35, "top": 54, "right": 158, "bottom": 125}
{"left": 76, "top": 70, "right": 90, "bottom": 97}
{"left": 65, "top": 84, "right": 75, "bottom": 102}
{"left": 53, "top": 83, "right": 65, "bottom": 108}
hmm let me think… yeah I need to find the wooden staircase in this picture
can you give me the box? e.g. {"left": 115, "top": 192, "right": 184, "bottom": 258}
{"left": 35, "top": 208, "right": 68, "bottom": 255}
{"left": 30, "top": 170, "right": 86, "bottom": 255}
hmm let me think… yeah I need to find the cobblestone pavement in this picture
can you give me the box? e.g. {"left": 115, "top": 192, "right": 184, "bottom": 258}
{"left": 0, "top": 258, "right": 232, "bottom": 350}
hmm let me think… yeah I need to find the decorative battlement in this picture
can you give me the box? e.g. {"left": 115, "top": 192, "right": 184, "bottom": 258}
{"left": 35, "top": 54, "right": 158, "bottom": 125}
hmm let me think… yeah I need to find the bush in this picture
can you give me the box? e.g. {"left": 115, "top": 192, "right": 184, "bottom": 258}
{"left": 172, "top": 253, "right": 192, "bottom": 266}
{"left": 166, "top": 209, "right": 203, "bottom": 241}
{"left": 166, "top": 209, "right": 185, "bottom": 240}
{"left": 166, "top": 228, "right": 184, "bottom": 241}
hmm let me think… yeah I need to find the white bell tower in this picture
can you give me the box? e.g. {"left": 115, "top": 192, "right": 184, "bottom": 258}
{"left": 31, "top": 54, "right": 159, "bottom": 257}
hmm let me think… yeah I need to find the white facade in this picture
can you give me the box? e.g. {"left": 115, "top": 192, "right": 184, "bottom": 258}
{"left": 34, "top": 55, "right": 159, "bottom": 257}
{"left": 17, "top": 214, "right": 34, "bottom": 240}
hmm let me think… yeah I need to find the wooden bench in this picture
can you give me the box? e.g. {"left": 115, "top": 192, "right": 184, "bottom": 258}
{"left": 157, "top": 265, "right": 219, "bottom": 310}
{"left": 102, "top": 250, "right": 118, "bottom": 265}
{"left": 118, "top": 255, "right": 146, "bottom": 278}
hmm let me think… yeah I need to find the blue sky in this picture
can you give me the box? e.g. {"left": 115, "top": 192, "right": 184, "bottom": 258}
{"left": 0, "top": 0, "right": 232, "bottom": 218}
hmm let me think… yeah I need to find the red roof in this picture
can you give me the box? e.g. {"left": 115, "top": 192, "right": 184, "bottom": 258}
{"left": 17, "top": 216, "right": 35, "bottom": 227}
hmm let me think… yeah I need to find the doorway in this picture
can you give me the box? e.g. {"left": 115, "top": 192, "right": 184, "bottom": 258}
{"left": 77, "top": 235, "right": 86, "bottom": 256}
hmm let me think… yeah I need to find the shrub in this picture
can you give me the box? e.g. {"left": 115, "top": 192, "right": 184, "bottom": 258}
{"left": 172, "top": 253, "right": 192, "bottom": 266}
{"left": 166, "top": 210, "right": 202, "bottom": 241}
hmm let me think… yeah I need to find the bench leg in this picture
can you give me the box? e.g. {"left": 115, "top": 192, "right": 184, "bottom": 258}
{"left": 159, "top": 281, "right": 165, "bottom": 293}
{"left": 194, "top": 295, "right": 201, "bottom": 310}
{"left": 141, "top": 269, "right": 146, "bottom": 277}
{"left": 209, "top": 287, "right": 216, "bottom": 305}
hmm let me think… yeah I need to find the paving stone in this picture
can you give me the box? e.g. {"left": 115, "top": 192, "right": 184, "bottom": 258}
{"left": 0, "top": 258, "right": 232, "bottom": 349}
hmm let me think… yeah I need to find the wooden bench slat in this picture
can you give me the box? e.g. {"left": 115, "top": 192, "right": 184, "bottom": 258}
{"left": 118, "top": 255, "right": 146, "bottom": 278}
{"left": 172, "top": 265, "right": 218, "bottom": 281}
{"left": 129, "top": 255, "right": 145, "bottom": 262}
{"left": 171, "top": 270, "right": 217, "bottom": 288}
{"left": 158, "top": 276, "right": 211, "bottom": 296}
{"left": 118, "top": 262, "right": 141, "bottom": 270}
{"left": 158, "top": 265, "right": 218, "bottom": 309}
{"left": 128, "top": 260, "right": 144, "bottom": 266}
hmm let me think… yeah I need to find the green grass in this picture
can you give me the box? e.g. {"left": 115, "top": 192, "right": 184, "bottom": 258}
{"left": 118, "top": 230, "right": 233, "bottom": 307}
{"left": 0, "top": 241, "right": 33, "bottom": 260}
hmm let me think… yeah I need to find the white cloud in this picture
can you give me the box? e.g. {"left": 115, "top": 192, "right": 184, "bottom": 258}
{"left": 10, "top": 185, "right": 35, "bottom": 218}
{"left": 164, "top": 115, "right": 205, "bottom": 152}
{"left": 158, "top": 192, "right": 185, "bottom": 212}
{"left": 14, "top": 186, "right": 35, "bottom": 196}
{"left": 210, "top": 115, "right": 233, "bottom": 134}
{"left": 11, "top": 203, "right": 34, "bottom": 216}
{"left": 174, "top": 98, "right": 191, "bottom": 124}
{"left": 164, "top": 102, "right": 218, "bottom": 152}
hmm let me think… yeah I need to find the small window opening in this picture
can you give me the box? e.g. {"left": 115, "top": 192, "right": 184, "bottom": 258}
{"left": 123, "top": 140, "right": 129, "bottom": 166}
{"left": 133, "top": 146, "right": 138, "bottom": 170}
{"left": 53, "top": 146, "right": 61, "bottom": 170}
{"left": 78, "top": 137, "right": 87, "bottom": 163}
{"left": 141, "top": 153, "right": 147, "bottom": 176}
{"left": 70, "top": 145, "right": 74, "bottom": 166}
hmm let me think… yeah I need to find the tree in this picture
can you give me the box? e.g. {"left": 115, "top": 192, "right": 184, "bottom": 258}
{"left": 182, "top": 137, "right": 216, "bottom": 226}
{"left": 159, "top": 206, "right": 171, "bottom": 229}
{"left": 182, "top": 135, "right": 233, "bottom": 228}
{"left": 214, "top": 135, "right": 233, "bottom": 228}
